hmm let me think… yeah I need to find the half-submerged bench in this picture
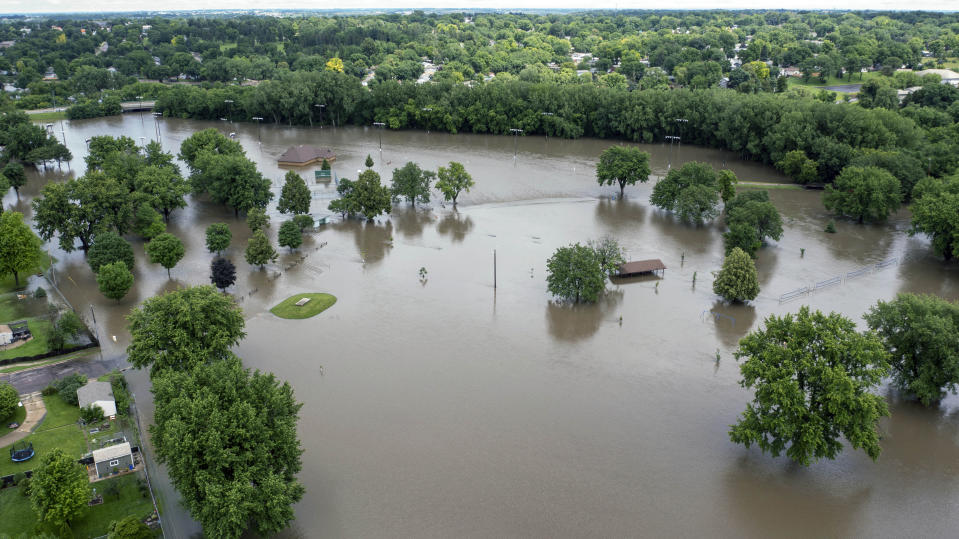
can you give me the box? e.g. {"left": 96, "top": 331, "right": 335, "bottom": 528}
{"left": 295, "top": 298, "right": 311, "bottom": 307}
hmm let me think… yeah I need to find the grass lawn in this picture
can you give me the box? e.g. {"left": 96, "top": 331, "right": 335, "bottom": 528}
{"left": 27, "top": 110, "right": 68, "bottom": 122}
{"left": 0, "top": 319, "right": 54, "bottom": 361}
{"left": 1, "top": 405, "right": 28, "bottom": 436}
{"left": 736, "top": 182, "right": 803, "bottom": 191}
{"left": 0, "top": 424, "right": 86, "bottom": 476}
{"left": 270, "top": 293, "right": 337, "bottom": 319}
{"left": 0, "top": 475, "right": 157, "bottom": 538}
{"left": 37, "top": 395, "right": 81, "bottom": 432}
{"left": 787, "top": 71, "right": 881, "bottom": 88}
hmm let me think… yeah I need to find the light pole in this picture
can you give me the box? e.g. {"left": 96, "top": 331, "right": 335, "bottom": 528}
{"left": 541, "top": 112, "right": 554, "bottom": 142}
{"left": 664, "top": 135, "right": 681, "bottom": 169}
{"left": 136, "top": 95, "right": 144, "bottom": 125}
{"left": 224, "top": 99, "right": 234, "bottom": 123}
{"left": 314, "top": 104, "right": 325, "bottom": 127}
{"left": 373, "top": 122, "right": 385, "bottom": 151}
{"left": 252, "top": 116, "right": 263, "bottom": 142}
{"left": 152, "top": 112, "right": 162, "bottom": 146}
{"left": 509, "top": 128, "right": 524, "bottom": 158}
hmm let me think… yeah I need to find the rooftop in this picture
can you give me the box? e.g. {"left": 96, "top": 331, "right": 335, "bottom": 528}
{"left": 77, "top": 381, "right": 114, "bottom": 409}
{"left": 618, "top": 259, "right": 667, "bottom": 275}
{"left": 277, "top": 145, "right": 336, "bottom": 165}
{"left": 92, "top": 441, "right": 131, "bottom": 463}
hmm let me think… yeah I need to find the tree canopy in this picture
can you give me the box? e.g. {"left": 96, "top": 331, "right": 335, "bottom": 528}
{"left": 210, "top": 257, "right": 237, "bottom": 291}
{"left": 0, "top": 211, "right": 43, "bottom": 287}
{"left": 151, "top": 357, "right": 304, "bottom": 539}
{"left": 595, "top": 145, "right": 651, "bottom": 198}
{"left": 146, "top": 233, "right": 185, "bottom": 277}
{"left": 328, "top": 170, "right": 392, "bottom": 220}
{"left": 87, "top": 231, "right": 135, "bottom": 273}
{"left": 278, "top": 171, "right": 311, "bottom": 215}
{"left": 823, "top": 166, "right": 902, "bottom": 223}
{"left": 713, "top": 247, "right": 760, "bottom": 302}
{"left": 729, "top": 307, "right": 890, "bottom": 466}
{"left": 650, "top": 161, "right": 720, "bottom": 224}
{"left": 278, "top": 220, "right": 303, "bottom": 252}
{"left": 32, "top": 173, "right": 130, "bottom": 252}
{"left": 723, "top": 191, "right": 783, "bottom": 257}
{"left": 435, "top": 161, "right": 474, "bottom": 206}
{"left": 205, "top": 223, "right": 232, "bottom": 255}
{"left": 545, "top": 242, "right": 608, "bottom": 303}
{"left": 865, "top": 293, "right": 959, "bottom": 406}
{"left": 0, "top": 381, "right": 18, "bottom": 421}
{"left": 97, "top": 261, "right": 134, "bottom": 302}
{"left": 30, "top": 448, "right": 89, "bottom": 534}
{"left": 909, "top": 174, "right": 959, "bottom": 260}
{"left": 245, "top": 230, "right": 278, "bottom": 268}
{"left": 126, "top": 285, "right": 246, "bottom": 377}
{"left": 391, "top": 161, "right": 435, "bottom": 207}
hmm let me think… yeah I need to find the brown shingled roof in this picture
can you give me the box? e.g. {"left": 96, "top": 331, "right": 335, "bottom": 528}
{"left": 618, "top": 259, "right": 666, "bottom": 275}
{"left": 277, "top": 145, "right": 336, "bottom": 165}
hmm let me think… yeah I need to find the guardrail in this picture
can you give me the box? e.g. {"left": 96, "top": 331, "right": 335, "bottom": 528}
{"left": 779, "top": 286, "right": 809, "bottom": 303}
{"left": 779, "top": 252, "right": 907, "bottom": 303}
{"left": 814, "top": 275, "right": 841, "bottom": 290}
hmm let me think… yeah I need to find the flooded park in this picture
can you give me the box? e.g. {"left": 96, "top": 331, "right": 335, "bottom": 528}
{"left": 5, "top": 113, "right": 959, "bottom": 537}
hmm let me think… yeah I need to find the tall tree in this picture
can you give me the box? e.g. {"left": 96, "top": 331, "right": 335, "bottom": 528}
{"left": 435, "top": 161, "right": 474, "bottom": 206}
{"left": 97, "top": 261, "right": 134, "bottom": 301}
{"left": 390, "top": 161, "right": 435, "bottom": 207}
{"left": 87, "top": 231, "right": 135, "bottom": 273}
{"left": 909, "top": 175, "right": 959, "bottom": 260}
{"left": 546, "top": 243, "right": 607, "bottom": 303}
{"left": 730, "top": 307, "right": 890, "bottom": 465}
{"left": 865, "top": 293, "right": 959, "bottom": 406}
{"left": 191, "top": 152, "right": 273, "bottom": 216}
{"left": 205, "top": 223, "right": 232, "bottom": 255}
{"left": 713, "top": 247, "right": 759, "bottom": 302}
{"left": 0, "top": 381, "right": 17, "bottom": 421}
{"left": 0, "top": 211, "right": 43, "bottom": 287}
{"left": 126, "top": 285, "right": 245, "bottom": 376}
{"left": 178, "top": 128, "right": 244, "bottom": 173}
{"left": 278, "top": 220, "right": 303, "bottom": 252}
{"left": 151, "top": 357, "right": 304, "bottom": 539}
{"left": 210, "top": 258, "right": 237, "bottom": 292}
{"left": 277, "top": 171, "right": 311, "bottom": 215}
{"left": 30, "top": 448, "right": 89, "bottom": 535}
{"left": 32, "top": 173, "right": 131, "bottom": 252}
{"left": 823, "top": 166, "right": 902, "bottom": 223}
{"left": 328, "top": 170, "right": 391, "bottom": 220}
{"left": 650, "top": 162, "right": 720, "bottom": 223}
{"left": 245, "top": 230, "right": 278, "bottom": 268}
{"left": 134, "top": 165, "right": 189, "bottom": 222}
{"left": 595, "top": 145, "right": 651, "bottom": 198}
{"left": 365, "top": 154, "right": 374, "bottom": 168}
{"left": 2, "top": 162, "right": 26, "bottom": 198}
{"left": 246, "top": 207, "right": 270, "bottom": 231}
{"left": 146, "top": 233, "right": 185, "bottom": 278}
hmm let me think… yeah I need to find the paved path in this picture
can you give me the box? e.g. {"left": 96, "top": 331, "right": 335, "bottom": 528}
{"left": 0, "top": 355, "right": 127, "bottom": 394}
{"left": 0, "top": 392, "right": 45, "bottom": 447}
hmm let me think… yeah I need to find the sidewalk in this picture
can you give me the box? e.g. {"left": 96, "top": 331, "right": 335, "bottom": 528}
{"left": 0, "top": 392, "right": 46, "bottom": 447}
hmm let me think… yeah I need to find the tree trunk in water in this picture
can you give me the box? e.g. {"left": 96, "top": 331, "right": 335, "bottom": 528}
{"left": 13, "top": 271, "right": 19, "bottom": 287}
{"left": 167, "top": 267, "right": 171, "bottom": 278}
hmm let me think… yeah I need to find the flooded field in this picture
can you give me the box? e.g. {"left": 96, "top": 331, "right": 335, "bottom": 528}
{"left": 5, "top": 113, "right": 959, "bottom": 538}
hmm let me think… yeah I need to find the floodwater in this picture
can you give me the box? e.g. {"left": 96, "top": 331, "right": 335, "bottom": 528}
{"left": 5, "top": 113, "right": 959, "bottom": 538}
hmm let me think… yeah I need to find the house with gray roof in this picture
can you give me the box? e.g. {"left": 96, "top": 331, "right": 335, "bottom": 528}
{"left": 77, "top": 380, "right": 117, "bottom": 418}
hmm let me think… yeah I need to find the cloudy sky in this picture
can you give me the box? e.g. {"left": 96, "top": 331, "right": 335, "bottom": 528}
{"left": 2, "top": 1, "right": 958, "bottom": 15}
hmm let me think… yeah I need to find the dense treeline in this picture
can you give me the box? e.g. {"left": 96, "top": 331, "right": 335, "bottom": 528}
{"left": 155, "top": 78, "right": 942, "bottom": 184}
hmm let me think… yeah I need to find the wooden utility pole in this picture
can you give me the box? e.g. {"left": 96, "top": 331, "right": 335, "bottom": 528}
{"left": 494, "top": 249, "right": 497, "bottom": 289}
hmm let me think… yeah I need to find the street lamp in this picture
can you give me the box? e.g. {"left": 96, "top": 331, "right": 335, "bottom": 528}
{"left": 664, "top": 135, "right": 681, "bottom": 169}
{"left": 224, "top": 99, "right": 234, "bottom": 123}
{"left": 540, "top": 112, "right": 554, "bottom": 142}
{"left": 373, "top": 122, "right": 386, "bottom": 150}
{"left": 252, "top": 116, "right": 263, "bottom": 142}
{"left": 509, "top": 128, "right": 524, "bottom": 158}
{"left": 152, "top": 112, "right": 162, "bottom": 145}
{"left": 314, "top": 104, "right": 325, "bottom": 127}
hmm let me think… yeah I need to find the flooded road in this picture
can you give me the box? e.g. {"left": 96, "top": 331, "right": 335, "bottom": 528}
{"left": 5, "top": 114, "right": 959, "bottom": 538}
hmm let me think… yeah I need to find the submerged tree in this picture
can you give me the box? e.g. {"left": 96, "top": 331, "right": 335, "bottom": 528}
{"left": 595, "top": 145, "right": 651, "bottom": 198}
{"left": 730, "top": 307, "right": 890, "bottom": 466}
{"left": 210, "top": 258, "right": 237, "bottom": 292}
{"left": 87, "top": 231, "right": 135, "bottom": 273}
{"left": 650, "top": 161, "right": 720, "bottom": 224}
{"left": 390, "top": 161, "right": 435, "bottom": 207}
{"left": 277, "top": 171, "right": 311, "bottom": 215}
{"left": 713, "top": 247, "right": 759, "bottom": 302}
{"left": 205, "top": 223, "right": 232, "bottom": 255}
{"left": 435, "top": 161, "right": 474, "bottom": 206}
{"left": 146, "top": 233, "right": 185, "bottom": 278}
{"left": 96, "top": 261, "right": 134, "bottom": 302}
{"left": 823, "top": 166, "right": 901, "bottom": 223}
{"left": 546, "top": 243, "right": 607, "bottom": 303}
{"left": 245, "top": 230, "right": 278, "bottom": 268}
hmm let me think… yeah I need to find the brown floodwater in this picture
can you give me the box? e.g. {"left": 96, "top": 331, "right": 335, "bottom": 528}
{"left": 5, "top": 113, "right": 959, "bottom": 538}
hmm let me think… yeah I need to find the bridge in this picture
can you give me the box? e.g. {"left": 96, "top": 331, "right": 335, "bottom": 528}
{"left": 121, "top": 100, "right": 156, "bottom": 112}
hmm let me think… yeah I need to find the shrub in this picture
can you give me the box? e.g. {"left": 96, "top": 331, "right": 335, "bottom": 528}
{"left": 33, "top": 287, "right": 47, "bottom": 298}
{"left": 52, "top": 373, "right": 87, "bottom": 406}
{"left": 41, "top": 385, "right": 58, "bottom": 396}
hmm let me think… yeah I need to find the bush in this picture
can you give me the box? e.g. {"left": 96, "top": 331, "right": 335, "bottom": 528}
{"left": 33, "top": 287, "right": 47, "bottom": 299}
{"left": 18, "top": 476, "right": 30, "bottom": 497}
{"left": 0, "top": 381, "right": 18, "bottom": 420}
{"left": 825, "top": 220, "right": 837, "bottom": 233}
{"left": 110, "top": 371, "right": 131, "bottom": 416}
{"left": 80, "top": 404, "right": 104, "bottom": 423}
{"left": 41, "top": 385, "right": 58, "bottom": 396}
{"left": 52, "top": 373, "right": 87, "bottom": 406}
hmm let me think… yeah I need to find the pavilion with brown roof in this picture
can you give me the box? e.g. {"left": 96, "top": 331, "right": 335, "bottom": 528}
{"left": 277, "top": 145, "right": 336, "bottom": 167}
{"left": 617, "top": 259, "right": 666, "bottom": 277}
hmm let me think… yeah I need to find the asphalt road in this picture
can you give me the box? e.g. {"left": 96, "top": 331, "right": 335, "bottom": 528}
{"left": 1, "top": 354, "right": 128, "bottom": 394}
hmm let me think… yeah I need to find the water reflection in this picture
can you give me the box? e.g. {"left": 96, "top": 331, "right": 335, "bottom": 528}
{"left": 593, "top": 198, "right": 647, "bottom": 230}
{"left": 545, "top": 290, "right": 623, "bottom": 342}
{"left": 333, "top": 219, "right": 394, "bottom": 265}
{"left": 436, "top": 211, "right": 474, "bottom": 242}
{"left": 392, "top": 206, "right": 434, "bottom": 239}
{"left": 647, "top": 210, "right": 718, "bottom": 254}
{"left": 708, "top": 300, "right": 757, "bottom": 349}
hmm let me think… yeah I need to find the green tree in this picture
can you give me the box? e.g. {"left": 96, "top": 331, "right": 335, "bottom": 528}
{"left": 0, "top": 211, "right": 43, "bottom": 287}
{"left": 178, "top": 128, "right": 244, "bottom": 172}
{"left": 107, "top": 515, "right": 154, "bottom": 539}
{"left": 865, "top": 293, "right": 959, "bottom": 406}
{"left": 545, "top": 243, "right": 607, "bottom": 303}
{"left": 245, "top": 230, "right": 278, "bottom": 268}
{"left": 0, "top": 381, "right": 17, "bottom": 421}
{"left": 132, "top": 204, "right": 166, "bottom": 240}
{"left": 278, "top": 220, "right": 303, "bottom": 252}
{"left": 97, "top": 261, "right": 134, "bottom": 301}
{"left": 133, "top": 165, "right": 189, "bottom": 222}
{"left": 2, "top": 161, "right": 26, "bottom": 198}
{"left": 32, "top": 173, "right": 131, "bottom": 252}
{"left": 30, "top": 448, "right": 89, "bottom": 534}
{"left": 126, "top": 285, "right": 245, "bottom": 377}
{"left": 87, "top": 231, "right": 135, "bottom": 273}
{"left": 595, "top": 145, "right": 651, "bottom": 198}
{"left": 328, "top": 170, "right": 391, "bottom": 220}
{"left": 775, "top": 150, "right": 820, "bottom": 185}
{"left": 321, "top": 158, "right": 331, "bottom": 171}
{"left": 390, "top": 161, "right": 435, "bottom": 207}
{"left": 586, "top": 236, "right": 626, "bottom": 276}
{"left": 718, "top": 170, "right": 738, "bottom": 204}
{"left": 712, "top": 247, "right": 759, "bottom": 302}
{"left": 823, "top": 166, "right": 902, "bottom": 223}
{"left": 150, "top": 357, "right": 304, "bottom": 539}
{"left": 909, "top": 175, "right": 959, "bottom": 260}
{"left": 191, "top": 152, "right": 272, "bottom": 216}
{"left": 246, "top": 207, "right": 270, "bottom": 232}
{"left": 205, "top": 223, "right": 232, "bottom": 255}
{"left": 365, "top": 154, "right": 374, "bottom": 168}
{"left": 435, "top": 161, "right": 474, "bottom": 206}
{"left": 723, "top": 191, "right": 783, "bottom": 256}
{"left": 650, "top": 162, "right": 720, "bottom": 223}
{"left": 210, "top": 258, "right": 237, "bottom": 292}
{"left": 278, "top": 171, "right": 311, "bottom": 215}
{"left": 146, "top": 233, "right": 185, "bottom": 278}
{"left": 730, "top": 306, "right": 890, "bottom": 466}
{"left": 293, "top": 214, "right": 314, "bottom": 231}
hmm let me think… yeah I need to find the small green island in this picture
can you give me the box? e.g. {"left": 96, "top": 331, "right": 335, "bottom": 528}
{"left": 270, "top": 293, "right": 337, "bottom": 319}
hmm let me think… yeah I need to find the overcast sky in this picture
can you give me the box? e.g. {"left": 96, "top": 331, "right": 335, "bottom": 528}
{"left": 2, "top": 1, "right": 958, "bottom": 16}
